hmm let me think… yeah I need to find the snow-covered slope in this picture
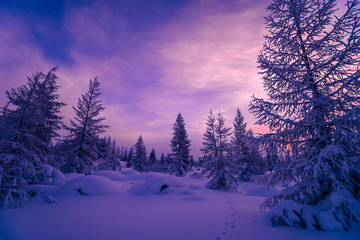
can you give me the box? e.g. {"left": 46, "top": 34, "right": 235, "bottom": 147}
{"left": 0, "top": 169, "right": 359, "bottom": 240}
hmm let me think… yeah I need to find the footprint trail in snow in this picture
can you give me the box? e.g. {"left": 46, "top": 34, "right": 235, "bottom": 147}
{"left": 216, "top": 196, "right": 242, "bottom": 239}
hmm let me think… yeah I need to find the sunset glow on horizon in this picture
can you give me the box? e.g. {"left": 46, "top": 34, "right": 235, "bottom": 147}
{"left": 1, "top": 0, "right": 277, "bottom": 157}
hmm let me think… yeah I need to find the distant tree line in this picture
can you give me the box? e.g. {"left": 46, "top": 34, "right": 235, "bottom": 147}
{"left": 0, "top": 68, "right": 276, "bottom": 207}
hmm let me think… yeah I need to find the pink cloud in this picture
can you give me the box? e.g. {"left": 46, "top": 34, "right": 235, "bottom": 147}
{"left": 0, "top": 0, "right": 273, "bottom": 158}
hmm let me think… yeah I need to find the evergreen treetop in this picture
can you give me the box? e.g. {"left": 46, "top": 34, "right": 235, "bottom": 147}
{"left": 169, "top": 113, "right": 191, "bottom": 177}
{"left": 132, "top": 135, "right": 147, "bottom": 173}
{"left": 231, "top": 108, "right": 249, "bottom": 157}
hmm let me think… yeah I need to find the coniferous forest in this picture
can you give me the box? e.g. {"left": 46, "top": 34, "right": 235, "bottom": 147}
{"left": 0, "top": 0, "right": 360, "bottom": 239}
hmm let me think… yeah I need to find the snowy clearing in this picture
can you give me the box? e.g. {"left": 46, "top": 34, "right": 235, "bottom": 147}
{"left": 0, "top": 169, "right": 359, "bottom": 240}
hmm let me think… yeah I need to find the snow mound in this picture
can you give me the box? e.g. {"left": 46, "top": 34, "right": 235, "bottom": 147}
{"left": 92, "top": 170, "right": 125, "bottom": 181}
{"left": 36, "top": 164, "right": 66, "bottom": 185}
{"left": 64, "top": 175, "right": 118, "bottom": 196}
{"left": 261, "top": 191, "right": 360, "bottom": 231}
{"left": 63, "top": 172, "right": 84, "bottom": 180}
{"left": 246, "top": 186, "right": 279, "bottom": 197}
{"left": 261, "top": 200, "right": 302, "bottom": 227}
{"left": 120, "top": 169, "right": 154, "bottom": 181}
{"left": 120, "top": 169, "right": 140, "bottom": 176}
{"left": 128, "top": 176, "right": 186, "bottom": 196}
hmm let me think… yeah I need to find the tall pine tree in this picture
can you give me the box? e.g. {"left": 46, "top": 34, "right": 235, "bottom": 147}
{"left": 231, "top": 109, "right": 264, "bottom": 181}
{"left": 202, "top": 110, "right": 238, "bottom": 191}
{"left": 231, "top": 109, "right": 251, "bottom": 181}
{"left": 231, "top": 108, "right": 248, "bottom": 158}
{"left": 201, "top": 110, "right": 217, "bottom": 159}
{"left": 126, "top": 147, "right": 134, "bottom": 168}
{"left": 97, "top": 137, "right": 121, "bottom": 171}
{"left": 61, "top": 77, "right": 108, "bottom": 174}
{"left": 169, "top": 113, "right": 191, "bottom": 177}
{"left": 2, "top": 67, "right": 65, "bottom": 162}
{"left": 157, "top": 153, "right": 167, "bottom": 172}
{"left": 132, "top": 135, "right": 147, "bottom": 173}
{"left": 147, "top": 148, "right": 157, "bottom": 171}
{"left": 0, "top": 67, "right": 65, "bottom": 207}
{"left": 33, "top": 67, "right": 66, "bottom": 152}
{"left": 250, "top": 0, "right": 360, "bottom": 231}
{"left": 120, "top": 146, "right": 128, "bottom": 163}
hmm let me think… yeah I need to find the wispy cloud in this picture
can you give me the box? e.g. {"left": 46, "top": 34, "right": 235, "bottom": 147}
{"left": 0, "top": 0, "right": 271, "bottom": 157}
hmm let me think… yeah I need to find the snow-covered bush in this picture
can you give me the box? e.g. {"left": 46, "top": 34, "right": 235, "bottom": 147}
{"left": 0, "top": 152, "right": 30, "bottom": 208}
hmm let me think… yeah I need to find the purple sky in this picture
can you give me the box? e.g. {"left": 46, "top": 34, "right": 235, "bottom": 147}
{"left": 0, "top": 0, "right": 274, "bottom": 158}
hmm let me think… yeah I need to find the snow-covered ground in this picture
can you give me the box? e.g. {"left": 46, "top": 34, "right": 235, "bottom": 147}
{"left": 1, "top": 169, "right": 359, "bottom": 240}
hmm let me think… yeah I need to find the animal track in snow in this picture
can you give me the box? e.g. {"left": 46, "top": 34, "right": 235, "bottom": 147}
{"left": 218, "top": 195, "right": 241, "bottom": 239}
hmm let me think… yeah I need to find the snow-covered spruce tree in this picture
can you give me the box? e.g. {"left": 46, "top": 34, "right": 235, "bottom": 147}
{"left": 169, "top": 113, "right": 191, "bottom": 177}
{"left": 201, "top": 110, "right": 217, "bottom": 159}
{"left": 108, "top": 139, "right": 121, "bottom": 171}
{"left": 97, "top": 137, "right": 121, "bottom": 171}
{"left": 0, "top": 67, "right": 65, "bottom": 207}
{"left": 0, "top": 73, "right": 43, "bottom": 208}
{"left": 97, "top": 136, "right": 111, "bottom": 162}
{"left": 50, "top": 141, "right": 67, "bottom": 170}
{"left": 160, "top": 153, "right": 166, "bottom": 165}
{"left": 202, "top": 110, "right": 238, "bottom": 191}
{"left": 189, "top": 155, "right": 195, "bottom": 168}
{"left": 236, "top": 128, "right": 264, "bottom": 182}
{"left": 250, "top": 0, "right": 360, "bottom": 231}
{"left": 61, "top": 77, "right": 108, "bottom": 174}
{"left": 132, "top": 135, "right": 147, "bottom": 173}
{"left": 32, "top": 67, "right": 66, "bottom": 156}
{"left": 157, "top": 153, "right": 168, "bottom": 172}
{"left": 147, "top": 148, "right": 157, "bottom": 171}
{"left": 126, "top": 147, "right": 134, "bottom": 168}
{"left": 246, "top": 130, "right": 265, "bottom": 167}
{"left": 116, "top": 145, "right": 122, "bottom": 165}
{"left": 2, "top": 67, "right": 65, "bottom": 163}
{"left": 231, "top": 108, "right": 255, "bottom": 181}
{"left": 120, "top": 146, "right": 128, "bottom": 163}
{"left": 166, "top": 153, "right": 172, "bottom": 166}
{"left": 231, "top": 108, "right": 248, "bottom": 157}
